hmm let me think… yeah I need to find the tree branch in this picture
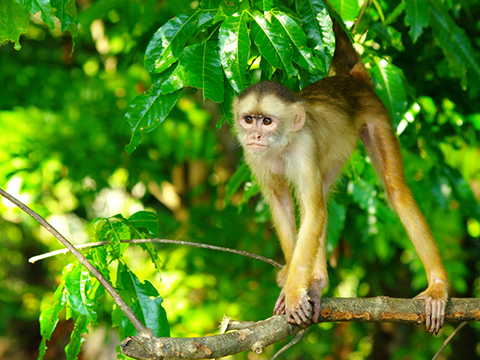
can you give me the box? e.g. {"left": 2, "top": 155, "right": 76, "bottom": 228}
{"left": 0, "top": 188, "right": 152, "bottom": 337}
{"left": 121, "top": 297, "right": 480, "bottom": 360}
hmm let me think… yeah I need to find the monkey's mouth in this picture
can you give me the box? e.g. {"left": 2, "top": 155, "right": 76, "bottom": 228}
{"left": 246, "top": 143, "right": 269, "bottom": 152}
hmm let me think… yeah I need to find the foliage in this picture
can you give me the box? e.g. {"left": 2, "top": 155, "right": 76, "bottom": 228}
{"left": 1, "top": 0, "right": 480, "bottom": 359}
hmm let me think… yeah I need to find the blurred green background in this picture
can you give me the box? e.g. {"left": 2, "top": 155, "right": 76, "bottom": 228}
{"left": 1, "top": 0, "right": 480, "bottom": 359}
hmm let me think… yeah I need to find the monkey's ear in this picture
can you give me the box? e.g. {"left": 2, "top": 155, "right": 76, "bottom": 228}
{"left": 293, "top": 103, "right": 306, "bottom": 131}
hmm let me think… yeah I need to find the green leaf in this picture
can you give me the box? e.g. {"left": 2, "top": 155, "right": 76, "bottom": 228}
{"left": 271, "top": 10, "right": 316, "bottom": 74}
{"left": 65, "top": 315, "right": 89, "bottom": 360}
{"left": 253, "top": 0, "right": 273, "bottom": 11}
{"left": 129, "top": 211, "right": 159, "bottom": 236}
{"left": 115, "top": 264, "right": 170, "bottom": 338}
{"left": 128, "top": 211, "right": 162, "bottom": 271}
{"left": 328, "top": 0, "right": 359, "bottom": 22}
{"left": 295, "top": 0, "right": 334, "bottom": 76}
{"left": 145, "top": 11, "right": 200, "bottom": 73}
{"left": 125, "top": 76, "right": 180, "bottom": 154}
{"left": 196, "top": 10, "right": 216, "bottom": 32}
{"left": 219, "top": 12, "right": 250, "bottom": 93}
{"left": 370, "top": 57, "right": 408, "bottom": 127}
{"left": 65, "top": 263, "right": 98, "bottom": 323}
{"left": 13, "top": 0, "right": 55, "bottom": 29}
{"left": 161, "top": 42, "right": 225, "bottom": 102}
{"left": 444, "top": 167, "right": 480, "bottom": 220}
{"left": 326, "top": 199, "right": 347, "bottom": 251}
{"left": 0, "top": 0, "right": 29, "bottom": 50}
{"left": 249, "top": 10, "right": 298, "bottom": 78}
{"left": 430, "top": 0, "right": 480, "bottom": 90}
{"left": 225, "top": 162, "right": 251, "bottom": 204}
{"left": 51, "top": 0, "right": 78, "bottom": 40}
{"left": 132, "top": 277, "right": 170, "bottom": 338}
{"left": 404, "top": 0, "right": 429, "bottom": 43}
{"left": 38, "top": 269, "right": 67, "bottom": 360}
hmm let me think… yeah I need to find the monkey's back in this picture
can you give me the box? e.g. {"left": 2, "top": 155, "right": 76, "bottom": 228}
{"left": 297, "top": 75, "right": 389, "bottom": 177}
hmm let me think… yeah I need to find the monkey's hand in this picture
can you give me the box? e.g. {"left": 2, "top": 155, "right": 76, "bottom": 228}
{"left": 414, "top": 282, "right": 448, "bottom": 335}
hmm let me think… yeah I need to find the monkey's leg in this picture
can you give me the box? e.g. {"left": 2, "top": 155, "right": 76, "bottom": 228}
{"left": 308, "top": 226, "right": 328, "bottom": 323}
{"left": 360, "top": 120, "right": 448, "bottom": 334}
{"left": 307, "top": 169, "right": 340, "bottom": 321}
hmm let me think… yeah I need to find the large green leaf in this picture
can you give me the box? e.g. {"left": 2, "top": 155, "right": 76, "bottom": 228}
{"left": 271, "top": 10, "right": 316, "bottom": 74}
{"left": 13, "top": 0, "right": 55, "bottom": 29}
{"left": 328, "top": 0, "right": 359, "bottom": 22}
{"left": 218, "top": 12, "right": 250, "bottom": 93}
{"left": 114, "top": 264, "right": 170, "bottom": 338}
{"left": 144, "top": 11, "right": 200, "bottom": 73}
{"left": 404, "top": 0, "right": 429, "bottom": 43}
{"left": 430, "top": 0, "right": 480, "bottom": 90}
{"left": 370, "top": 57, "right": 408, "bottom": 127}
{"left": 295, "top": 0, "right": 334, "bottom": 76}
{"left": 125, "top": 76, "right": 180, "bottom": 154}
{"left": 249, "top": 10, "right": 298, "bottom": 78}
{"left": 0, "top": 0, "right": 29, "bottom": 50}
{"left": 132, "top": 276, "right": 170, "bottom": 338}
{"left": 161, "top": 42, "right": 225, "bottom": 102}
{"left": 65, "top": 263, "right": 98, "bottom": 322}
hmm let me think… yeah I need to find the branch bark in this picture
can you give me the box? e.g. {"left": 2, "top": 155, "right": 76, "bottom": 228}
{"left": 121, "top": 297, "right": 480, "bottom": 360}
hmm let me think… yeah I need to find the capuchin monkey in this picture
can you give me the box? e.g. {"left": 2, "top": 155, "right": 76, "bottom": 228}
{"left": 232, "top": 19, "right": 448, "bottom": 334}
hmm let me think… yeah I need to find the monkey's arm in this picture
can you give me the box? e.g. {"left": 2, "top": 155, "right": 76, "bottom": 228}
{"left": 281, "top": 154, "right": 327, "bottom": 325}
{"left": 261, "top": 177, "right": 297, "bottom": 281}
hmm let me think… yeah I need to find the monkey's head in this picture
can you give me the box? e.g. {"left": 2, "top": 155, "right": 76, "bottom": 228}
{"left": 233, "top": 81, "right": 306, "bottom": 155}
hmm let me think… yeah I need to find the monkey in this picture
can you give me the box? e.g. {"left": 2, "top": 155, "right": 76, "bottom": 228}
{"left": 232, "top": 19, "right": 448, "bottom": 334}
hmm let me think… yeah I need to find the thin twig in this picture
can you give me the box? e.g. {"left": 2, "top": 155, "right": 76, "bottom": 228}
{"left": 431, "top": 322, "right": 467, "bottom": 360}
{"left": 270, "top": 330, "right": 305, "bottom": 360}
{"left": 352, "top": 0, "right": 370, "bottom": 33}
{"left": 29, "top": 238, "right": 283, "bottom": 268}
{"left": 0, "top": 188, "right": 151, "bottom": 336}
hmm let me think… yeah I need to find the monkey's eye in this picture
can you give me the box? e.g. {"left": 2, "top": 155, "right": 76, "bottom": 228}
{"left": 244, "top": 116, "right": 253, "bottom": 124}
{"left": 263, "top": 118, "right": 272, "bottom": 125}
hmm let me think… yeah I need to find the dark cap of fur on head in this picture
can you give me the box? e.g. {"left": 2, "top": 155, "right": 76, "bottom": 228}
{"left": 238, "top": 81, "right": 298, "bottom": 103}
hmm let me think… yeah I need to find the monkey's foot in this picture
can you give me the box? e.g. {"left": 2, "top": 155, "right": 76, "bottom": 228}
{"left": 274, "top": 290, "right": 313, "bottom": 325}
{"left": 307, "top": 285, "right": 322, "bottom": 323}
{"left": 415, "top": 286, "right": 447, "bottom": 335}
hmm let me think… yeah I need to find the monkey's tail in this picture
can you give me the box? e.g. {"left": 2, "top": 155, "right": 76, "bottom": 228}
{"left": 330, "top": 19, "right": 372, "bottom": 87}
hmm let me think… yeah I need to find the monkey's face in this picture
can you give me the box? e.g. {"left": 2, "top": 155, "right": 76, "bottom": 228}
{"left": 233, "top": 91, "right": 305, "bottom": 155}
{"left": 238, "top": 113, "right": 279, "bottom": 153}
